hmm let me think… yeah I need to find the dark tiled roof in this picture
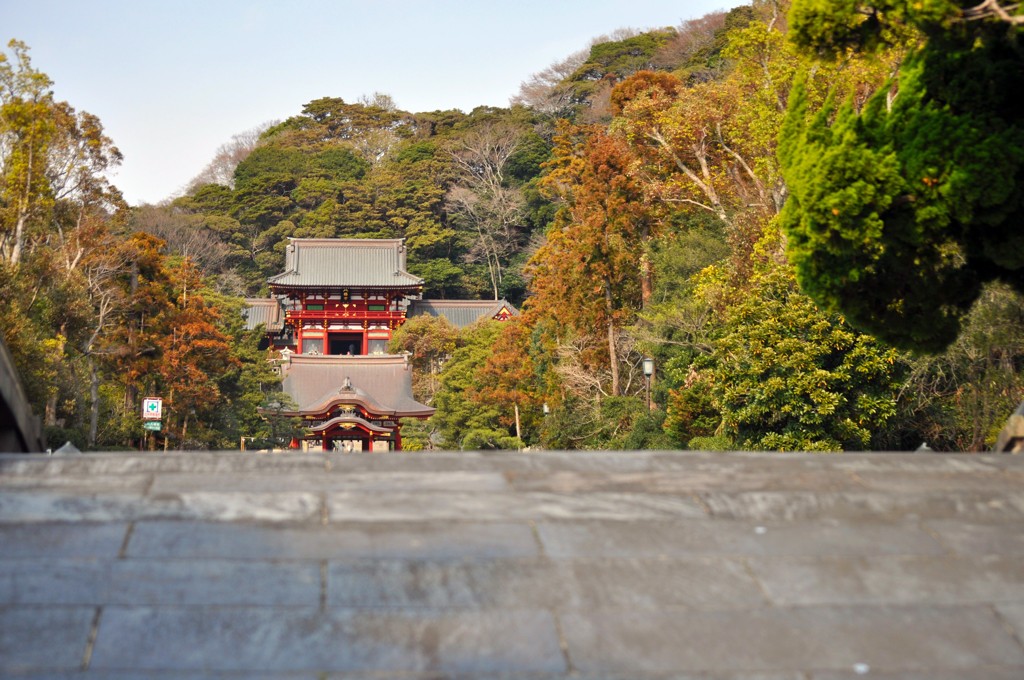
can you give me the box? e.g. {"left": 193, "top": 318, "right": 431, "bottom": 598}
{"left": 280, "top": 354, "right": 434, "bottom": 418}
{"left": 268, "top": 238, "right": 423, "bottom": 290}
{"left": 242, "top": 298, "right": 284, "bottom": 332}
{"left": 408, "top": 299, "right": 518, "bottom": 328}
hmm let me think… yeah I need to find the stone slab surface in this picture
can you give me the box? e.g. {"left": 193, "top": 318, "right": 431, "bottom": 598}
{"left": 697, "top": 489, "right": 1024, "bottom": 521}
{"left": 150, "top": 470, "right": 511, "bottom": 494}
{"left": 126, "top": 520, "right": 539, "bottom": 560}
{"left": 811, "top": 670, "right": 1024, "bottom": 680}
{"left": 0, "top": 490, "right": 323, "bottom": 522}
{"left": 0, "top": 558, "right": 320, "bottom": 606}
{"left": 89, "top": 606, "right": 566, "bottom": 674}
{"left": 747, "top": 554, "right": 1024, "bottom": 606}
{"left": 1, "top": 449, "right": 1024, "bottom": 678}
{"left": 925, "top": 518, "right": 1024, "bottom": 553}
{"left": 0, "top": 523, "right": 127, "bottom": 558}
{"left": 0, "top": 606, "right": 95, "bottom": 673}
{"left": 561, "top": 605, "right": 1024, "bottom": 674}
{"left": 327, "top": 490, "right": 707, "bottom": 521}
{"left": 536, "top": 518, "right": 945, "bottom": 558}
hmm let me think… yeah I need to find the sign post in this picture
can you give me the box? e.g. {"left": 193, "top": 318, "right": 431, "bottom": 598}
{"left": 142, "top": 397, "right": 162, "bottom": 420}
{"left": 142, "top": 397, "right": 163, "bottom": 451}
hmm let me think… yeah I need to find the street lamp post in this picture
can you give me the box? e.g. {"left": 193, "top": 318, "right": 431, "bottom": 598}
{"left": 643, "top": 357, "right": 654, "bottom": 411}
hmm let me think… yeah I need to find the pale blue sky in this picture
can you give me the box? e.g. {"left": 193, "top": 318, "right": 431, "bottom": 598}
{"left": 1, "top": 1, "right": 743, "bottom": 205}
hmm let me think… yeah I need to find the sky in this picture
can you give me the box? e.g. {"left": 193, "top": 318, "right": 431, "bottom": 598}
{"left": 1, "top": 0, "right": 744, "bottom": 206}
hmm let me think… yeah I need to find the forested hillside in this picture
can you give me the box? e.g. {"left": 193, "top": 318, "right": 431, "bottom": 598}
{"left": 2, "top": 0, "right": 1023, "bottom": 452}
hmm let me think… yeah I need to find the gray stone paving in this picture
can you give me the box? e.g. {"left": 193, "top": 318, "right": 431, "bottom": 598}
{"left": 0, "top": 450, "right": 1023, "bottom": 678}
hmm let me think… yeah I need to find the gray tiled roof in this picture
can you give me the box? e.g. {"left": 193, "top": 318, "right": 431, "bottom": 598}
{"left": 242, "top": 298, "right": 284, "bottom": 332}
{"left": 268, "top": 238, "right": 423, "bottom": 290}
{"left": 408, "top": 299, "right": 518, "bottom": 329}
{"left": 280, "top": 354, "right": 434, "bottom": 417}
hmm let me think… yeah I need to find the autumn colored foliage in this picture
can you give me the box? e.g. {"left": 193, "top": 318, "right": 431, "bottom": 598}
{"left": 3, "top": 1, "right": 1023, "bottom": 452}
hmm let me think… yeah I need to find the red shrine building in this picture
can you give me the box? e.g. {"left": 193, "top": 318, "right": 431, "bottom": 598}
{"left": 245, "top": 237, "right": 517, "bottom": 451}
{"left": 276, "top": 354, "right": 433, "bottom": 452}
{"left": 269, "top": 238, "right": 421, "bottom": 356}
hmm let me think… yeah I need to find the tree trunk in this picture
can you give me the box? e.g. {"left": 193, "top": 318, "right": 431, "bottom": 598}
{"left": 10, "top": 144, "right": 36, "bottom": 266}
{"left": 648, "top": 362, "right": 656, "bottom": 411}
{"left": 165, "top": 388, "right": 174, "bottom": 452}
{"left": 513, "top": 402, "right": 522, "bottom": 447}
{"left": 11, "top": 212, "right": 28, "bottom": 265}
{"left": 44, "top": 329, "right": 67, "bottom": 427}
{"left": 640, "top": 252, "right": 653, "bottom": 309}
{"left": 88, "top": 357, "right": 99, "bottom": 447}
{"left": 44, "top": 394, "right": 58, "bottom": 428}
{"left": 488, "top": 255, "right": 500, "bottom": 300}
{"left": 605, "top": 282, "right": 620, "bottom": 397}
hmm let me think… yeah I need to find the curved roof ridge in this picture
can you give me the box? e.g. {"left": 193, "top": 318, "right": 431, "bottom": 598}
{"left": 285, "top": 237, "right": 407, "bottom": 247}
{"left": 310, "top": 415, "right": 392, "bottom": 435}
{"left": 285, "top": 354, "right": 411, "bottom": 368}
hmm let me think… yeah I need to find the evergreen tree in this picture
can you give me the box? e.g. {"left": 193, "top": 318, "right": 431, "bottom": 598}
{"left": 781, "top": 0, "right": 1024, "bottom": 351}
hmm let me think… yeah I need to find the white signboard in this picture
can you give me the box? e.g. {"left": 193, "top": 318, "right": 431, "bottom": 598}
{"left": 142, "top": 397, "right": 163, "bottom": 420}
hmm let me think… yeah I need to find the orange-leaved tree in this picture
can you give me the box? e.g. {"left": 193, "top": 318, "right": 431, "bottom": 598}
{"left": 469, "top": 317, "right": 544, "bottom": 444}
{"left": 527, "top": 122, "right": 659, "bottom": 397}
{"left": 157, "top": 259, "right": 238, "bottom": 448}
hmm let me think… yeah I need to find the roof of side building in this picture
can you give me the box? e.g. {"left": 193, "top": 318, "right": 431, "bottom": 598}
{"left": 268, "top": 238, "right": 424, "bottom": 290}
{"left": 242, "top": 298, "right": 284, "bottom": 332}
{"left": 408, "top": 299, "right": 518, "bottom": 328}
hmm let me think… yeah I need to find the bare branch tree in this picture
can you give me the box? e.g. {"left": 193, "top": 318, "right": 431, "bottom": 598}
{"left": 186, "top": 122, "right": 274, "bottom": 192}
{"left": 653, "top": 11, "right": 728, "bottom": 70}
{"left": 445, "top": 123, "right": 526, "bottom": 299}
{"left": 962, "top": 0, "right": 1024, "bottom": 24}
{"left": 511, "top": 49, "right": 589, "bottom": 115}
{"left": 130, "top": 204, "right": 231, "bottom": 275}
{"left": 357, "top": 91, "right": 399, "bottom": 112}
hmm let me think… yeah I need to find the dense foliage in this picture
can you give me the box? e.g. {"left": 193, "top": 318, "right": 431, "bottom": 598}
{"left": 2, "top": 0, "right": 1022, "bottom": 452}
{"left": 782, "top": 0, "right": 1024, "bottom": 351}
{"left": 170, "top": 100, "right": 552, "bottom": 302}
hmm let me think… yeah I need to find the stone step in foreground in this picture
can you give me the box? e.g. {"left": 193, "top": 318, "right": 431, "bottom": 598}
{"left": 1, "top": 449, "right": 1023, "bottom": 679}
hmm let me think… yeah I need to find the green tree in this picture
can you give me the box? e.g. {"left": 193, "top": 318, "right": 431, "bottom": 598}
{"left": 781, "top": 0, "right": 1024, "bottom": 351}
{"left": 389, "top": 313, "right": 460, "bottom": 405}
{"left": 431, "top": 321, "right": 516, "bottom": 449}
{"left": 253, "top": 392, "right": 304, "bottom": 450}
{"left": 0, "top": 40, "right": 130, "bottom": 448}
{"left": 202, "top": 289, "right": 286, "bottom": 449}
{"left": 700, "top": 232, "right": 903, "bottom": 451}
{"left": 566, "top": 28, "right": 678, "bottom": 121}
{"left": 0, "top": 40, "right": 55, "bottom": 266}
{"left": 893, "top": 283, "right": 1024, "bottom": 451}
